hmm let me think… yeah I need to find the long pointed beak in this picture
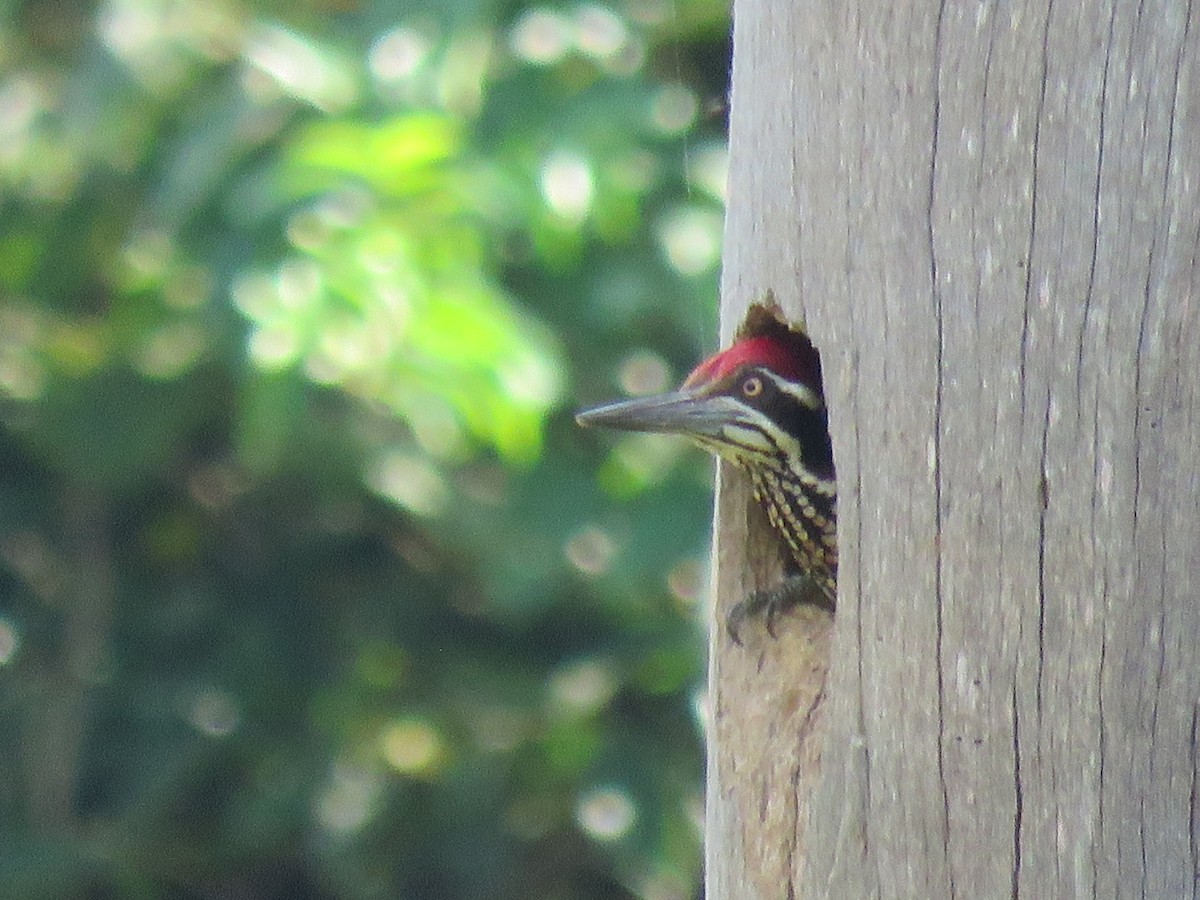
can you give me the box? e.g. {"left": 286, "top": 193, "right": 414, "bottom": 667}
{"left": 575, "top": 388, "right": 735, "bottom": 441}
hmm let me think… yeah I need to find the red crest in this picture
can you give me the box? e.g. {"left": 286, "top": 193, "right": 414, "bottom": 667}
{"left": 683, "top": 332, "right": 822, "bottom": 393}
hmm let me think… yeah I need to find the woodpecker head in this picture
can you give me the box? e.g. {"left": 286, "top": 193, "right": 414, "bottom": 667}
{"left": 576, "top": 328, "right": 834, "bottom": 485}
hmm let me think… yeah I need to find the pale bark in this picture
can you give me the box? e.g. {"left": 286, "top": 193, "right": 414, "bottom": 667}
{"left": 709, "top": 1, "right": 1200, "bottom": 897}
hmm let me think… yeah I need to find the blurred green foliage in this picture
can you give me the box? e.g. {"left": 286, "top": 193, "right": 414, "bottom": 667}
{"left": 0, "top": 0, "right": 728, "bottom": 897}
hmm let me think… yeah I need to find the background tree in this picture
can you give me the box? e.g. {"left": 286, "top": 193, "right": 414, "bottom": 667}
{"left": 0, "top": 1, "right": 732, "bottom": 897}
{"left": 709, "top": 0, "right": 1200, "bottom": 896}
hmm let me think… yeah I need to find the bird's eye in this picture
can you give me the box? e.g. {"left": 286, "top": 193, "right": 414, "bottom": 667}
{"left": 741, "top": 376, "right": 763, "bottom": 398}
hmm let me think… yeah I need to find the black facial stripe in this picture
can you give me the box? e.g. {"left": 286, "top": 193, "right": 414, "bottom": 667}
{"left": 791, "top": 405, "right": 835, "bottom": 479}
{"left": 743, "top": 372, "right": 834, "bottom": 480}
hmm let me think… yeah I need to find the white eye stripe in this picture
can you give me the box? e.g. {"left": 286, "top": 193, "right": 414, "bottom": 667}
{"left": 761, "top": 371, "right": 823, "bottom": 409}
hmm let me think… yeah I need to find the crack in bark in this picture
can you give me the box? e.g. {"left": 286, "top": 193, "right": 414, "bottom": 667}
{"left": 1036, "top": 398, "right": 1050, "bottom": 728}
{"left": 928, "top": 1, "right": 954, "bottom": 895}
{"left": 1076, "top": 3, "right": 1117, "bottom": 419}
{"left": 1189, "top": 703, "right": 1199, "bottom": 892}
{"left": 850, "top": 346, "right": 874, "bottom": 869}
{"left": 1018, "top": 0, "right": 1054, "bottom": 419}
{"left": 1012, "top": 677, "right": 1023, "bottom": 899}
{"left": 1096, "top": 621, "right": 1108, "bottom": 890}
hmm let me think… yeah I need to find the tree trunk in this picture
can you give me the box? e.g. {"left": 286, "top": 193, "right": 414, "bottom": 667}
{"left": 708, "top": 1, "right": 1200, "bottom": 897}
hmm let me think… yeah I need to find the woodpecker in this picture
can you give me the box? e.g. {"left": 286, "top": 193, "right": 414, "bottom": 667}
{"left": 576, "top": 315, "right": 836, "bottom": 639}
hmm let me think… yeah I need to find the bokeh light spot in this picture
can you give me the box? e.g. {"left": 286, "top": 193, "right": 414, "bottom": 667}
{"left": 576, "top": 787, "right": 636, "bottom": 841}
{"left": 564, "top": 526, "right": 616, "bottom": 576}
{"left": 317, "top": 762, "right": 382, "bottom": 834}
{"left": 381, "top": 719, "right": 445, "bottom": 775}
{"left": 509, "top": 9, "right": 573, "bottom": 65}
{"left": 187, "top": 686, "right": 241, "bottom": 738}
{"left": 575, "top": 5, "right": 628, "bottom": 61}
{"left": 248, "top": 325, "right": 300, "bottom": 369}
{"left": 276, "top": 258, "right": 323, "bottom": 312}
{"left": 657, "top": 206, "right": 722, "bottom": 276}
{"left": 136, "top": 322, "right": 207, "bottom": 379}
{"left": 231, "top": 272, "right": 276, "bottom": 321}
{"left": 500, "top": 354, "right": 561, "bottom": 406}
{"left": 100, "top": 1, "right": 169, "bottom": 72}
{"left": 308, "top": 318, "right": 379, "bottom": 383}
{"left": 617, "top": 350, "right": 670, "bottom": 396}
{"left": 651, "top": 84, "right": 698, "bottom": 134}
{"left": 369, "top": 452, "right": 449, "bottom": 517}
{"left": 548, "top": 657, "right": 617, "bottom": 716}
{"left": 369, "top": 28, "right": 431, "bottom": 83}
{"left": 540, "top": 153, "right": 594, "bottom": 223}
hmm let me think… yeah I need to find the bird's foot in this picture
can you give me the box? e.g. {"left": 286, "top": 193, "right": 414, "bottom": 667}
{"left": 725, "top": 574, "right": 835, "bottom": 644}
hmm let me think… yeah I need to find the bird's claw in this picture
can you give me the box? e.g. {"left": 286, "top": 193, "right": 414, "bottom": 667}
{"left": 724, "top": 574, "right": 834, "bottom": 644}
